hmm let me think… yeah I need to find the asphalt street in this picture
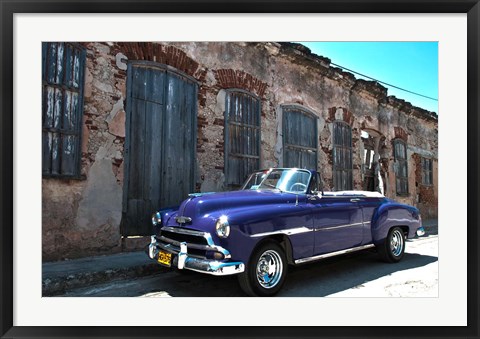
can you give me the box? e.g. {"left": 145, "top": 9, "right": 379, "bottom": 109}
{"left": 61, "top": 234, "right": 438, "bottom": 297}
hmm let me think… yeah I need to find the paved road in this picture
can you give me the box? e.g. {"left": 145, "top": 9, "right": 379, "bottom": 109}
{"left": 61, "top": 234, "right": 438, "bottom": 297}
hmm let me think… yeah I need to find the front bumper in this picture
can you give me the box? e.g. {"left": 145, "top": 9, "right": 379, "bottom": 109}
{"left": 148, "top": 236, "right": 245, "bottom": 276}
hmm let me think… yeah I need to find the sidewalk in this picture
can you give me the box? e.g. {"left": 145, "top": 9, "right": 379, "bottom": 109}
{"left": 42, "top": 218, "right": 438, "bottom": 296}
{"left": 42, "top": 250, "right": 167, "bottom": 296}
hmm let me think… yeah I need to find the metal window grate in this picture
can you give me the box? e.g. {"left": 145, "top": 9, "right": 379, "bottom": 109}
{"left": 42, "top": 42, "right": 86, "bottom": 178}
{"left": 333, "top": 121, "right": 353, "bottom": 191}
{"left": 225, "top": 90, "right": 261, "bottom": 187}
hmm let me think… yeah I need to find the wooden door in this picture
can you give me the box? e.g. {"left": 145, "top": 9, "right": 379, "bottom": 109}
{"left": 121, "top": 63, "right": 197, "bottom": 236}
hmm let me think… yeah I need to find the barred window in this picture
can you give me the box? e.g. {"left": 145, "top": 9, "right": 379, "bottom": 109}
{"left": 394, "top": 139, "right": 409, "bottom": 195}
{"left": 42, "top": 42, "right": 86, "bottom": 178}
{"left": 422, "top": 157, "right": 433, "bottom": 186}
{"left": 332, "top": 121, "right": 352, "bottom": 191}
{"left": 225, "top": 90, "right": 261, "bottom": 187}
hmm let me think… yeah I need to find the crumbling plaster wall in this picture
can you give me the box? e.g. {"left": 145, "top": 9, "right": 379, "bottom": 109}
{"left": 43, "top": 42, "right": 128, "bottom": 260}
{"left": 42, "top": 41, "right": 438, "bottom": 261}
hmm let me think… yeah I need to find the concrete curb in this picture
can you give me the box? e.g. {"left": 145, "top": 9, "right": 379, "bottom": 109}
{"left": 42, "top": 251, "right": 168, "bottom": 296}
{"left": 42, "top": 263, "right": 167, "bottom": 296}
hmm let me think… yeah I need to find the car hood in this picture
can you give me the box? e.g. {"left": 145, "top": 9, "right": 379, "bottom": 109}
{"left": 166, "top": 189, "right": 299, "bottom": 226}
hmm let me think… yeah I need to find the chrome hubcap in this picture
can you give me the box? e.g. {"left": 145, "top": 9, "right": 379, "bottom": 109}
{"left": 390, "top": 229, "right": 404, "bottom": 257}
{"left": 256, "top": 250, "right": 283, "bottom": 289}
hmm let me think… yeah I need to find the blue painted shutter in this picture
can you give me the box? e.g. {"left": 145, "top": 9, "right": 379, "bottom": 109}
{"left": 394, "top": 140, "right": 409, "bottom": 194}
{"left": 225, "top": 91, "right": 261, "bottom": 187}
{"left": 283, "top": 107, "right": 318, "bottom": 170}
{"left": 42, "top": 42, "right": 86, "bottom": 178}
{"left": 333, "top": 121, "right": 353, "bottom": 190}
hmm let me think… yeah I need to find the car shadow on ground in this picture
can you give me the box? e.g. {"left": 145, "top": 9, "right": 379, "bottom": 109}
{"left": 280, "top": 249, "right": 437, "bottom": 297}
{"left": 140, "top": 247, "right": 437, "bottom": 297}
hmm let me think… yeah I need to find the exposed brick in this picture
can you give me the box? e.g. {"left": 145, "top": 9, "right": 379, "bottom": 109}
{"left": 213, "top": 118, "right": 224, "bottom": 126}
{"left": 394, "top": 127, "right": 409, "bottom": 142}
{"left": 214, "top": 69, "right": 268, "bottom": 98}
{"left": 119, "top": 42, "right": 200, "bottom": 79}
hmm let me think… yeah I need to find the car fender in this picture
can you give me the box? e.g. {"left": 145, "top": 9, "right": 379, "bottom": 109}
{"left": 370, "top": 200, "right": 421, "bottom": 245}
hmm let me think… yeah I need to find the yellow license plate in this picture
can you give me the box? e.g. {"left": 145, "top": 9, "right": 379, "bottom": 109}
{"left": 157, "top": 251, "right": 172, "bottom": 267}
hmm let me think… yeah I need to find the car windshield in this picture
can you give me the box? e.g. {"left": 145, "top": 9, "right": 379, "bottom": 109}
{"left": 242, "top": 170, "right": 269, "bottom": 190}
{"left": 257, "top": 169, "right": 311, "bottom": 194}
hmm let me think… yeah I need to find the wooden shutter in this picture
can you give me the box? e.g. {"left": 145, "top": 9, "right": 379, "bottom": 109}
{"left": 333, "top": 121, "right": 353, "bottom": 190}
{"left": 394, "top": 139, "right": 409, "bottom": 195}
{"left": 283, "top": 106, "right": 318, "bottom": 170}
{"left": 225, "top": 90, "right": 261, "bottom": 187}
{"left": 42, "top": 42, "right": 86, "bottom": 178}
{"left": 422, "top": 157, "right": 433, "bottom": 186}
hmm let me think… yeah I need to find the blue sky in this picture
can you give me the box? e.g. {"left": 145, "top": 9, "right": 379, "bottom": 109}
{"left": 299, "top": 42, "right": 438, "bottom": 114}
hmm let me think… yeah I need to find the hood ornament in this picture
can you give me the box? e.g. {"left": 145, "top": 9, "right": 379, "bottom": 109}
{"left": 175, "top": 216, "right": 192, "bottom": 226}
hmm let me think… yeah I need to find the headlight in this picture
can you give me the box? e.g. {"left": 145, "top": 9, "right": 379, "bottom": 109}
{"left": 151, "top": 212, "right": 162, "bottom": 226}
{"left": 215, "top": 215, "right": 230, "bottom": 238}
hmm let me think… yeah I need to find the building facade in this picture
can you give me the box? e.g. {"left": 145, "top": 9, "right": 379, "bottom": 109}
{"left": 42, "top": 42, "right": 438, "bottom": 261}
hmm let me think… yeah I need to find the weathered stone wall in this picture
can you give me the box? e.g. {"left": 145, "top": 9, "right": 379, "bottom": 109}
{"left": 42, "top": 41, "right": 438, "bottom": 261}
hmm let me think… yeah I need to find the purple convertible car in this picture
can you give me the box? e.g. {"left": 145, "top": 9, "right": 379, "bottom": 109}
{"left": 148, "top": 168, "right": 425, "bottom": 296}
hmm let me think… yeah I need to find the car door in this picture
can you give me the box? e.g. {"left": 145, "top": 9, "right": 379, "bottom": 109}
{"left": 308, "top": 187, "right": 364, "bottom": 255}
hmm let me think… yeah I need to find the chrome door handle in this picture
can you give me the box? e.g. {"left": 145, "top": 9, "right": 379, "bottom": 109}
{"left": 350, "top": 198, "right": 361, "bottom": 202}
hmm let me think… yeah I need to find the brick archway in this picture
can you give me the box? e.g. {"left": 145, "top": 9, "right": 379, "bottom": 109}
{"left": 214, "top": 69, "right": 267, "bottom": 98}
{"left": 117, "top": 42, "right": 206, "bottom": 81}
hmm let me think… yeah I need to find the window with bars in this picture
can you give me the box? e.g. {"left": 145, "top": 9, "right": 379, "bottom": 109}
{"left": 422, "top": 157, "right": 433, "bottom": 186}
{"left": 394, "top": 139, "right": 409, "bottom": 195}
{"left": 225, "top": 90, "right": 261, "bottom": 187}
{"left": 42, "top": 42, "right": 86, "bottom": 178}
{"left": 332, "top": 121, "right": 353, "bottom": 191}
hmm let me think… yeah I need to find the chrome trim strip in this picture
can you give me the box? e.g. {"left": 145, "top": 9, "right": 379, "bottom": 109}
{"left": 294, "top": 244, "right": 375, "bottom": 264}
{"left": 317, "top": 222, "right": 363, "bottom": 231}
{"left": 251, "top": 226, "right": 314, "bottom": 238}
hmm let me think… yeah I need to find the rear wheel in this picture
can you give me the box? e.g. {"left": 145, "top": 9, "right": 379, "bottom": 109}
{"left": 378, "top": 226, "right": 406, "bottom": 263}
{"left": 238, "top": 241, "right": 288, "bottom": 297}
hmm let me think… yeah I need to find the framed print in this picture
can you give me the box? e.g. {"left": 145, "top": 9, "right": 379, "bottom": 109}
{"left": 1, "top": 1, "right": 479, "bottom": 338}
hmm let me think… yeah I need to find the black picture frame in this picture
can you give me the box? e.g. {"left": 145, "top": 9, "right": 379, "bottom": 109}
{"left": 1, "top": 1, "right": 478, "bottom": 338}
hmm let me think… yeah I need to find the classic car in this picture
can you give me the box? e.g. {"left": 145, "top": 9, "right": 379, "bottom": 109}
{"left": 147, "top": 168, "right": 425, "bottom": 297}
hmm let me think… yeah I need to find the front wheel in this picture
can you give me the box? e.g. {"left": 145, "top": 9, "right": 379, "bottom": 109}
{"left": 377, "top": 226, "right": 406, "bottom": 263}
{"left": 238, "top": 241, "right": 288, "bottom": 297}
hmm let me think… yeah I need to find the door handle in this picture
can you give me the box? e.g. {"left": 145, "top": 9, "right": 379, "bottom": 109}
{"left": 350, "top": 198, "right": 361, "bottom": 202}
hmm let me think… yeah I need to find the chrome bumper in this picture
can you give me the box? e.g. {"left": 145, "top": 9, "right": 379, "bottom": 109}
{"left": 416, "top": 226, "right": 426, "bottom": 237}
{"left": 148, "top": 236, "right": 245, "bottom": 276}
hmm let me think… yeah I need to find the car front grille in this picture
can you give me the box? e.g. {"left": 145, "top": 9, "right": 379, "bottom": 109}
{"left": 160, "top": 229, "right": 209, "bottom": 246}
{"left": 158, "top": 227, "right": 211, "bottom": 258}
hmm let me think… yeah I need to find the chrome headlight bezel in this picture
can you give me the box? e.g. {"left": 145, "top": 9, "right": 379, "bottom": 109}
{"left": 151, "top": 212, "right": 162, "bottom": 226}
{"left": 215, "top": 216, "right": 230, "bottom": 238}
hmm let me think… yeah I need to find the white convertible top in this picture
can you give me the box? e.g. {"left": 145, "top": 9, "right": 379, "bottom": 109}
{"left": 322, "top": 190, "right": 384, "bottom": 198}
